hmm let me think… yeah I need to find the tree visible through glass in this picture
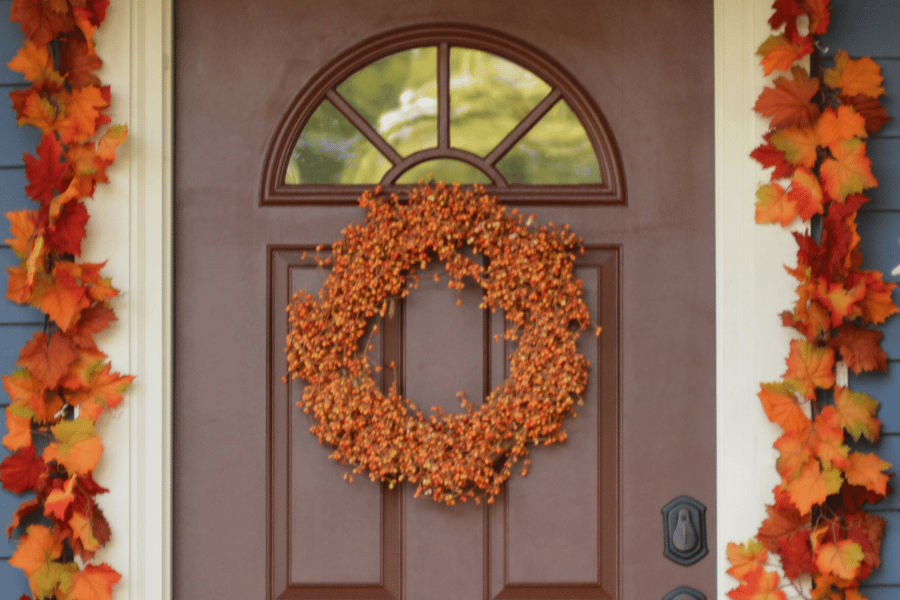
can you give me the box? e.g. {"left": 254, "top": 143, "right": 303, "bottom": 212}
{"left": 285, "top": 45, "right": 602, "bottom": 186}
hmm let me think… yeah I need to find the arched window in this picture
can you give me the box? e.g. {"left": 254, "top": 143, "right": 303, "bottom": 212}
{"left": 262, "top": 24, "right": 625, "bottom": 204}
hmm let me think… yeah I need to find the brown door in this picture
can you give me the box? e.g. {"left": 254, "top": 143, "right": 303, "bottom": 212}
{"left": 173, "top": 2, "right": 715, "bottom": 599}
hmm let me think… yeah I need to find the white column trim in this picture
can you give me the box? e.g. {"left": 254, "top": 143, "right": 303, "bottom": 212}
{"left": 715, "top": 0, "right": 798, "bottom": 598}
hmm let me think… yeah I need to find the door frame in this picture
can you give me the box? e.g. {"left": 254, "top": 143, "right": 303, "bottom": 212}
{"left": 100, "top": 0, "right": 789, "bottom": 598}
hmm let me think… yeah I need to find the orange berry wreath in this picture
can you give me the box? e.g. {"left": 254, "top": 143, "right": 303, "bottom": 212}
{"left": 285, "top": 182, "right": 593, "bottom": 505}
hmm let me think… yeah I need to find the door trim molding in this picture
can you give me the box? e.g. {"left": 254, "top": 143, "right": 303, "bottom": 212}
{"left": 112, "top": 1, "right": 793, "bottom": 598}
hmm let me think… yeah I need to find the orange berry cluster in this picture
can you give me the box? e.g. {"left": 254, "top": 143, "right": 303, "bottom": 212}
{"left": 285, "top": 182, "right": 592, "bottom": 505}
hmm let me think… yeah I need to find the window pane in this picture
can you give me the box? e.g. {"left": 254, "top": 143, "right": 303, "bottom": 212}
{"left": 286, "top": 100, "right": 390, "bottom": 184}
{"left": 395, "top": 159, "right": 491, "bottom": 185}
{"left": 449, "top": 48, "right": 551, "bottom": 157}
{"left": 496, "top": 100, "right": 601, "bottom": 184}
{"left": 337, "top": 47, "right": 438, "bottom": 157}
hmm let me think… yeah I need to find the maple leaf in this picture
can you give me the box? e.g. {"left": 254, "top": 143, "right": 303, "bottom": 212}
{"left": 69, "top": 511, "right": 101, "bottom": 560}
{"left": 46, "top": 199, "right": 89, "bottom": 256}
{"left": 803, "top": 0, "right": 830, "bottom": 35}
{"left": 17, "top": 331, "right": 80, "bottom": 389}
{"left": 10, "top": 0, "right": 75, "bottom": 45}
{"left": 2, "top": 408, "right": 34, "bottom": 451}
{"left": 7, "top": 40, "right": 61, "bottom": 84}
{"left": 771, "top": 126, "right": 818, "bottom": 168}
{"left": 67, "top": 563, "right": 121, "bottom": 600}
{"left": 10, "top": 87, "right": 58, "bottom": 133}
{"left": 759, "top": 382, "right": 811, "bottom": 433}
{"left": 843, "top": 451, "right": 891, "bottom": 497}
{"left": 819, "top": 138, "right": 877, "bottom": 202}
{"left": 73, "top": 362, "right": 134, "bottom": 412}
{"left": 816, "top": 540, "right": 864, "bottom": 581}
{"left": 43, "top": 418, "right": 104, "bottom": 475}
{"left": 32, "top": 262, "right": 90, "bottom": 331}
{"left": 70, "top": 304, "right": 117, "bottom": 349}
{"left": 816, "top": 106, "right": 867, "bottom": 150}
{"left": 727, "top": 539, "right": 768, "bottom": 580}
{"left": 845, "top": 511, "right": 885, "bottom": 574}
{"left": 756, "top": 182, "right": 797, "bottom": 226}
{"left": 840, "top": 94, "right": 891, "bottom": 134}
{"left": 784, "top": 340, "right": 835, "bottom": 399}
{"left": 757, "top": 34, "right": 813, "bottom": 75}
{"left": 58, "top": 85, "right": 111, "bottom": 144}
{"left": 0, "top": 445, "right": 44, "bottom": 493}
{"left": 848, "top": 270, "right": 899, "bottom": 326}
{"left": 754, "top": 66, "right": 820, "bottom": 128}
{"left": 93, "top": 124, "right": 128, "bottom": 181}
{"left": 727, "top": 567, "right": 786, "bottom": 600}
{"left": 768, "top": 0, "right": 806, "bottom": 43}
{"left": 775, "top": 431, "right": 813, "bottom": 479}
{"left": 778, "top": 527, "right": 813, "bottom": 578}
{"left": 44, "top": 475, "right": 77, "bottom": 520}
{"left": 811, "top": 410, "right": 850, "bottom": 470}
{"left": 783, "top": 460, "right": 843, "bottom": 515}
{"left": 9, "top": 523, "right": 75, "bottom": 599}
{"left": 788, "top": 167, "right": 824, "bottom": 221}
{"left": 7, "top": 209, "right": 38, "bottom": 259}
{"left": 832, "top": 386, "right": 880, "bottom": 442}
{"left": 825, "top": 51, "right": 885, "bottom": 98}
{"left": 59, "top": 31, "right": 103, "bottom": 88}
{"left": 24, "top": 133, "right": 67, "bottom": 205}
{"left": 828, "top": 323, "right": 887, "bottom": 375}
{"left": 751, "top": 137, "right": 794, "bottom": 179}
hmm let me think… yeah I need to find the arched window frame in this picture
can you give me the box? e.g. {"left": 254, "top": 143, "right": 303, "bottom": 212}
{"left": 261, "top": 23, "right": 626, "bottom": 206}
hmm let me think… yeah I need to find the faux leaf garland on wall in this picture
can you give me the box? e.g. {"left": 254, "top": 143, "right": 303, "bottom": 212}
{"left": 728, "top": 1, "right": 898, "bottom": 599}
{"left": 1, "top": 1, "right": 132, "bottom": 599}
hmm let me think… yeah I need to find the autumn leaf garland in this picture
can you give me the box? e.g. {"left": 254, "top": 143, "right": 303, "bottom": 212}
{"left": 728, "top": 1, "right": 898, "bottom": 599}
{"left": 1, "top": 1, "right": 131, "bottom": 599}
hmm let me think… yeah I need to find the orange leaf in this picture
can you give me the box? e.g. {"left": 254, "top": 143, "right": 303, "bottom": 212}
{"left": 6, "top": 209, "right": 38, "bottom": 259}
{"left": 788, "top": 167, "right": 824, "bottom": 221}
{"left": 727, "top": 567, "right": 786, "bottom": 600}
{"left": 756, "top": 34, "right": 813, "bottom": 75}
{"left": 2, "top": 409, "right": 34, "bottom": 451}
{"left": 825, "top": 50, "right": 885, "bottom": 98}
{"left": 10, "top": 0, "right": 75, "bottom": 46}
{"left": 849, "top": 270, "right": 899, "bottom": 326}
{"left": 43, "top": 418, "right": 103, "bottom": 475}
{"left": 727, "top": 539, "right": 768, "bottom": 580}
{"left": 44, "top": 475, "right": 77, "bottom": 520}
{"left": 16, "top": 331, "right": 79, "bottom": 388}
{"left": 68, "top": 563, "right": 121, "bottom": 600}
{"left": 9, "top": 523, "right": 74, "bottom": 599}
{"left": 833, "top": 386, "right": 880, "bottom": 443}
{"left": 754, "top": 65, "right": 820, "bottom": 128}
{"left": 759, "top": 382, "right": 810, "bottom": 434}
{"left": 755, "top": 182, "right": 797, "bottom": 226}
{"left": 819, "top": 139, "right": 878, "bottom": 202}
{"left": 7, "top": 40, "right": 59, "bottom": 83}
{"left": 774, "top": 431, "right": 813, "bottom": 479}
{"left": 815, "top": 540, "right": 864, "bottom": 581}
{"left": 32, "top": 263, "right": 89, "bottom": 331}
{"left": 69, "top": 511, "right": 101, "bottom": 559}
{"left": 783, "top": 340, "right": 835, "bottom": 399}
{"left": 844, "top": 451, "right": 891, "bottom": 497}
{"left": 816, "top": 106, "right": 867, "bottom": 149}
{"left": 771, "top": 126, "right": 819, "bottom": 168}
{"left": 57, "top": 85, "right": 110, "bottom": 144}
{"left": 783, "top": 460, "right": 843, "bottom": 515}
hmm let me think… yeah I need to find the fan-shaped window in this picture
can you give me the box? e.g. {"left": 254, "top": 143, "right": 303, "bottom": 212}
{"left": 262, "top": 25, "right": 624, "bottom": 204}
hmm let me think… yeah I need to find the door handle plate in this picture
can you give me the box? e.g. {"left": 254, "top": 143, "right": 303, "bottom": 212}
{"left": 662, "top": 495, "right": 708, "bottom": 565}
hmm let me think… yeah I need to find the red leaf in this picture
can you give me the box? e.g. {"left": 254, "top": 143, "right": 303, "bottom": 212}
{"left": 0, "top": 445, "right": 45, "bottom": 494}
{"left": 840, "top": 94, "right": 892, "bottom": 134}
{"left": 828, "top": 323, "right": 887, "bottom": 375}
{"left": 16, "top": 331, "right": 79, "bottom": 389}
{"left": 751, "top": 137, "right": 794, "bottom": 179}
{"left": 754, "top": 66, "right": 820, "bottom": 128}
{"left": 45, "top": 199, "right": 89, "bottom": 256}
{"left": 24, "top": 133, "right": 67, "bottom": 205}
{"left": 777, "top": 527, "right": 812, "bottom": 579}
{"left": 10, "top": 0, "right": 74, "bottom": 45}
{"left": 59, "top": 31, "right": 102, "bottom": 89}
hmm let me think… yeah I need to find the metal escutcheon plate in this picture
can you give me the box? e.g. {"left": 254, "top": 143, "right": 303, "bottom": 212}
{"left": 662, "top": 495, "right": 708, "bottom": 565}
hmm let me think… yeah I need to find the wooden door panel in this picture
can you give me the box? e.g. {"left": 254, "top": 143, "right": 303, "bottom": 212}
{"left": 268, "top": 248, "right": 618, "bottom": 599}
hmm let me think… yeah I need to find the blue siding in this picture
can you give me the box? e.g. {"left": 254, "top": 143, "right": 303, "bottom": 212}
{"left": 0, "top": 0, "right": 40, "bottom": 593}
{"left": 824, "top": 0, "right": 900, "bottom": 592}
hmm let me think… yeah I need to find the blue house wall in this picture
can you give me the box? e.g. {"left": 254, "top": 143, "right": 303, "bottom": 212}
{"left": 0, "top": 0, "right": 43, "bottom": 593}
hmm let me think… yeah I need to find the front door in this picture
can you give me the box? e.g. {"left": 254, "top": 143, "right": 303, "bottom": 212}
{"left": 173, "top": 2, "right": 715, "bottom": 599}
